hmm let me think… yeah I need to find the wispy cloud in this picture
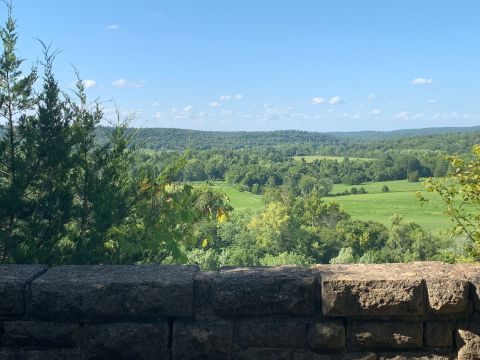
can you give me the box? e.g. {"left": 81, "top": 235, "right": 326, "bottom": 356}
{"left": 329, "top": 96, "right": 343, "bottom": 105}
{"left": 311, "top": 96, "right": 326, "bottom": 105}
{"left": 209, "top": 102, "right": 221, "bottom": 108}
{"left": 219, "top": 94, "right": 243, "bottom": 101}
{"left": 410, "top": 78, "right": 434, "bottom": 85}
{"left": 112, "top": 79, "right": 146, "bottom": 88}
{"left": 426, "top": 99, "right": 438, "bottom": 104}
{"left": 106, "top": 24, "right": 120, "bottom": 31}
{"left": 372, "top": 109, "right": 382, "bottom": 115}
{"left": 82, "top": 80, "right": 97, "bottom": 89}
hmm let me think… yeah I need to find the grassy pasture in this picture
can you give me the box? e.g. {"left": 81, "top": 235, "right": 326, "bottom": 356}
{"left": 330, "top": 180, "right": 451, "bottom": 231}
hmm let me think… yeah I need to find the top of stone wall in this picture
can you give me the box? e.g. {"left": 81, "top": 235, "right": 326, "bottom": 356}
{"left": 1, "top": 262, "right": 480, "bottom": 322}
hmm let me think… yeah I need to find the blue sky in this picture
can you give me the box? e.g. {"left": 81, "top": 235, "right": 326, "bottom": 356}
{"left": 7, "top": 0, "right": 480, "bottom": 131}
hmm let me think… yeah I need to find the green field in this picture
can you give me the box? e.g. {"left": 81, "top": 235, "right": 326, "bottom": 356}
{"left": 292, "top": 155, "right": 375, "bottom": 162}
{"left": 196, "top": 180, "right": 453, "bottom": 231}
{"left": 330, "top": 180, "right": 451, "bottom": 231}
{"left": 206, "top": 181, "right": 264, "bottom": 211}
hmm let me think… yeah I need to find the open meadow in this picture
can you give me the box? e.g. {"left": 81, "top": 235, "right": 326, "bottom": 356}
{"left": 203, "top": 180, "right": 453, "bottom": 232}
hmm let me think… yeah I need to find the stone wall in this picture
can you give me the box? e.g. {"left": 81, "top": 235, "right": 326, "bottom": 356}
{"left": 1, "top": 262, "right": 480, "bottom": 359}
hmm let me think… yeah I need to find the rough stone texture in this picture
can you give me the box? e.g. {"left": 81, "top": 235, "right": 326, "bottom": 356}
{"left": 294, "top": 351, "right": 377, "bottom": 360}
{"left": 172, "top": 321, "right": 233, "bottom": 360}
{"left": 212, "top": 267, "right": 317, "bottom": 316}
{"left": 29, "top": 265, "right": 198, "bottom": 321}
{"left": 237, "top": 319, "right": 308, "bottom": 348}
{"left": 455, "top": 264, "right": 480, "bottom": 314}
{"left": 378, "top": 355, "right": 451, "bottom": 360}
{"left": 350, "top": 322, "right": 423, "bottom": 349}
{"left": 0, "top": 265, "right": 46, "bottom": 317}
{"left": 1, "top": 321, "right": 80, "bottom": 348}
{"left": 193, "top": 271, "right": 217, "bottom": 320}
{"left": 83, "top": 323, "right": 170, "bottom": 360}
{"left": 307, "top": 321, "right": 345, "bottom": 349}
{"left": 0, "top": 350, "right": 82, "bottom": 360}
{"left": 456, "top": 322, "right": 480, "bottom": 360}
{"left": 234, "top": 348, "right": 293, "bottom": 360}
{"left": 318, "top": 264, "right": 424, "bottom": 318}
{"left": 425, "top": 322, "right": 452, "bottom": 348}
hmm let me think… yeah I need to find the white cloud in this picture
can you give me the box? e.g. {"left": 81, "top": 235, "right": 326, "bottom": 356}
{"left": 171, "top": 105, "right": 194, "bottom": 120}
{"left": 394, "top": 111, "right": 410, "bottom": 120}
{"left": 394, "top": 111, "right": 424, "bottom": 120}
{"left": 426, "top": 99, "right": 438, "bottom": 104}
{"left": 106, "top": 24, "right": 119, "bottom": 31}
{"left": 328, "top": 108, "right": 335, "bottom": 113}
{"left": 329, "top": 96, "right": 343, "bottom": 105}
{"left": 152, "top": 102, "right": 160, "bottom": 107}
{"left": 410, "top": 78, "right": 434, "bottom": 85}
{"left": 372, "top": 109, "right": 382, "bottom": 115}
{"left": 220, "top": 94, "right": 243, "bottom": 101}
{"left": 311, "top": 96, "right": 326, "bottom": 105}
{"left": 209, "top": 102, "right": 221, "bottom": 108}
{"left": 112, "top": 79, "right": 146, "bottom": 88}
{"left": 82, "top": 80, "right": 97, "bottom": 89}
{"left": 368, "top": 93, "right": 375, "bottom": 100}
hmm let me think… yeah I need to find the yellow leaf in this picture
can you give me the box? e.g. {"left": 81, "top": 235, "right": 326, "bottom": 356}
{"left": 201, "top": 239, "right": 208, "bottom": 248}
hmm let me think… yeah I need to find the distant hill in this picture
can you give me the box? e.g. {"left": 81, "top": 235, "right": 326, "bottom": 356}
{"left": 329, "top": 126, "right": 480, "bottom": 140}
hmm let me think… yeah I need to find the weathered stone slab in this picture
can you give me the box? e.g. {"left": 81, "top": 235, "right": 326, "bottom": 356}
{"left": 414, "top": 262, "right": 469, "bottom": 318}
{"left": 234, "top": 348, "right": 293, "bottom": 360}
{"left": 2, "top": 321, "right": 80, "bottom": 348}
{"left": 307, "top": 321, "right": 345, "bottom": 350}
{"left": 172, "top": 321, "right": 233, "bottom": 360}
{"left": 0, "top": 265, "right": 46, "bottom": 317}
{"left": 378, "top": 354, "right": 451, "bottom": 360}
{"left": 294, "top": 351, "right": 376, "bottom": 360}
{"left": 193, "top": 271, "right": 217, "bottom": 320}
{"left": 456, "top": 322, "right": 480, "bottom": 360}
{"left": 350, "top": 321, "right": 423, "bottom": 349}
{"left": 318, "top": 264, "right": 424, "bottom": 318}
{"left": 0, "top": 350, "right": 82, "bottom": 360}
{"left": 83, "top": 323, "right": 170, "bottom": 360}
{"left": 425, "top": 322, "right": 452, "bottom": 348}
{"left": 455, "top": 264, "right": 480, "bottom": 314}
{"left": 29, "top": 265, "right": 198, "bottom": 321}
{"left": 237, "top": 319, "right": 308, "bottom": 348}
{"left": 212, "top": 267, "right": 317, "bottom": 316}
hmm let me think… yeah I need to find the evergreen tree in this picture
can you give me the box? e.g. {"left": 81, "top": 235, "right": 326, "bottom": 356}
{"left": 0, "top": 1, "right": 37, "bottom": 262}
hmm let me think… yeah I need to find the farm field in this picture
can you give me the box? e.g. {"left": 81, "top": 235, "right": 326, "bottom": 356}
{"left": 201, "top": 181, "right": 264, "bottom": 211}
{"left": 330, "top": 180, "right": 451, "bottom": 231}
{"left": 292, "top": 155, "right": 375, "bottom": 162}
{"left": 201, "top": 180, "right": 453, "bottom": 232}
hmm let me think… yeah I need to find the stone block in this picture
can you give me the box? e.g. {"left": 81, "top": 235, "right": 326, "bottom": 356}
{"left": 456, "top": 322, "right": 480, "bottom": 360}
{"left": 424, "top": 322, "right": 452, "bottom": 348}
{"left": 237, "top": 319, "right": 307, "bottom": 348}
{"left": 294, "top": 351, "right": 376, "bottom": 360}
{"left": 350, "top": 321, "right": 423, "bottom": 349}
{"left": 378, "top": 354, "right": 451, "bottom": 360}
{"left": 2, "top": 321, "right": 80, "bottom": 348}
{"left": 307, "top": 321, "right": 345, "bottom": 350}
{"left": 193, "top": 271, "right": 217, "bottom": 320}
{"left": 172, "top": 321, "right": 233, "bottom": 360}
{"left": 0, "top": 265, "right": 46, "bottom": 317}
{"left": 83, "top": 323, "right": 170, "bottom": 360}
{"left": 234, "top": 348, "right": 293, "bottom": 360}
{"left": 0, "top": 350, "right": 82, "bottom": 360}
{"left": 318, "top": 264, "right": 424, "bottom": 318}
{"left": 29, "top": 265, "right": 198, "bottom": 321}
{"left": 212, "top": 267, "right": 317, "bottom": 316}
